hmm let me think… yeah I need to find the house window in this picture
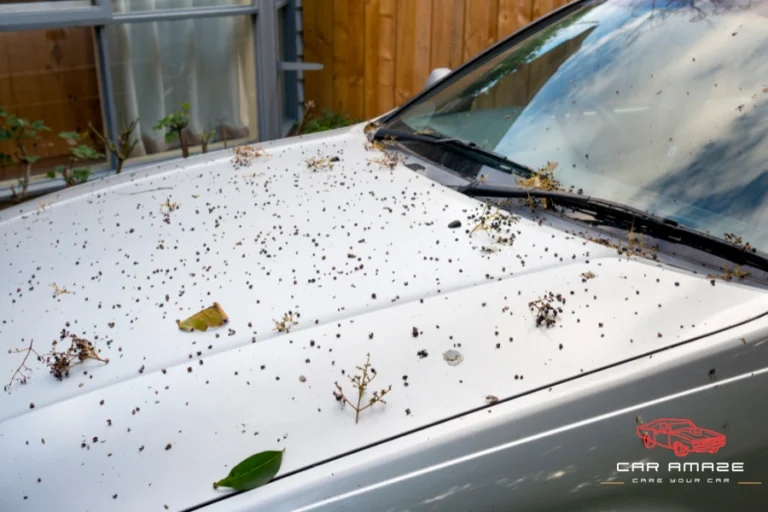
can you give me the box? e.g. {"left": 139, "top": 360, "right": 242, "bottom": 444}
{"left": 0, "top": 0, "right": 295, "bottom": 201}
{"left": 0, "top": 1, "right": 91, "bottom": 13}
{"left": 111, "top": 0, "right": 249, "bottom": 14}
{"left": 104, "top": 14, "right": 257, "bottom": 162}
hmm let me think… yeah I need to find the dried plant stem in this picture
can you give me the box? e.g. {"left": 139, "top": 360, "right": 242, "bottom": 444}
{"left": 333, "top": 353, "right": 392, "bottom": 424}
{"left": 179, "top": 130, "right": 189, "bottom": 158}
{"left": 89, "top": 119, "right": 139, "bottom": 174}
{"left": 528, "top": 292, "right": 566, "bottom": 328}
{"left": 294, "top": 101, "right": 315, "bottom": 135}
{"left": 5, "top": 332, "right": 109, "bottom": 389}
{"left": 273, "top": 312, "right": 298, "bottom": 333}
{"left": 50, "top": 283, "right": 71, "bottom": 297}
{"left": 708, "top": 265, "right": 749, "bottom": 281}
{"left": 470, "top": 203, "right": 504, "bottom": 235}
{"left": 5, "top": 340, "right": 39, "bottom": 391}
{"left": 232, "top": 145, "right": 266, "bottom": 169}
{"left": 18, "top": 142, "right": 31, "bottom": 200}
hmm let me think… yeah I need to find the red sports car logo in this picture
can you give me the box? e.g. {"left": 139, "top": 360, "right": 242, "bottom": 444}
{"left": 636, "top": 418, "right": 726, "bottom": 457}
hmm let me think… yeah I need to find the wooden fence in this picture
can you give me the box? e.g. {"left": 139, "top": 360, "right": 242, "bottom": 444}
{"left": 302, "top": 0, "right": 572, "bottom": 121}
{"left": 0, "top": 27, "right": 104, "bottom": 181}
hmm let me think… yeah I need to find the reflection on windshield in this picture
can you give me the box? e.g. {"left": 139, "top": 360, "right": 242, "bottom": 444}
{"left": 391, "top": 0, "right": 768, "bottom": 251}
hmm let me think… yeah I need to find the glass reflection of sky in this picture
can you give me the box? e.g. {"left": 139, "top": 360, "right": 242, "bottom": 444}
{"left": 409, "top": 0, "right": 768, "bottom": 250}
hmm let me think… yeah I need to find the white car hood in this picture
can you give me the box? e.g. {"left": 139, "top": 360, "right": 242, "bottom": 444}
{"left": 1, "top": 124, "right": 766, "bottom": 511}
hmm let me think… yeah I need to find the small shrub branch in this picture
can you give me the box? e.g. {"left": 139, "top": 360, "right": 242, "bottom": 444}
{"left": 333, "top": 353, "right": 392, "bottom": 424}
{"left": 5, "top": 331, "right": 109, "bottom": 390}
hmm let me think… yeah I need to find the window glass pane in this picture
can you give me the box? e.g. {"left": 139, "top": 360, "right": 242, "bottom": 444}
{"left": 112, "top": 0, "right": 249, "bottom": 13}
{"left": 105, "top": 15, "right": 257, "bottom": 163}
{"left": 0, "top": 27, "right": 107, "bottom": 188}
{"left": 277, "top": 5, "right": 286, "bottom": 120}
{"left": 0, "top": 1, "right": 91, "bottom": 13}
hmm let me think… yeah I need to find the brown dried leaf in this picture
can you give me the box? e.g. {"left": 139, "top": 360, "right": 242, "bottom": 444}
{"left": 518, "top": 161, "right": 560, "bottom": 191}
{"left": 363, "top": 121, "right": 380, "bottom": 134}
{"left": 177, "top": 302, "right": 229, "bottom": 332}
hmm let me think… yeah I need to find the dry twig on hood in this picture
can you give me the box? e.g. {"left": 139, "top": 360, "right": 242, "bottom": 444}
{"left": 333, "top": 353, "right": 392, "bottom": 424}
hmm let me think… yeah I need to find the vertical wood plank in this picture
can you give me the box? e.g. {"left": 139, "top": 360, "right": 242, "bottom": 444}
{"left": 378, "top": 0, "right": 397, "bottom": 112}
{"left": 363, "top": 0, "right": 381, "bottom": 118}
{"left": 531, "top": 0, "right": 557, "bottom": 22}
{"left": 394, "top": 0, "right": 415, "bottom": 106}
{"left": 315, "top": 0, "right": 335, "bottom": 110}
{"left": 332, "top": 0, "right": 350, "bottom": 116}
{"left": 412, "top": 0, "right": 432, "bottom": 92}
{"left": 347, "top": 0, "right": 365, "bottom": 119}
{"left": 447, "top": 0, "right": 466, "bottom": 68}
{"left": 463, "top": 0, "right": 499, "bottom": 61}
{"left": 430, "top": 0, "right": 465, "bottom": 70}
{"left": 497, "top": 0, "right": 533, "bottom": 39}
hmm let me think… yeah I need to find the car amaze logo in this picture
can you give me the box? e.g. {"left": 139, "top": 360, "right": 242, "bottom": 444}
{"left": 601, "top": 417, "right": 762, "bottom": 486}
{"left": 636, "top": 417, "right": 726, "bottom": 457}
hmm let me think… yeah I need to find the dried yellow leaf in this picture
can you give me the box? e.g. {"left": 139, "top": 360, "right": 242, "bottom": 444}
{"left": 176, "top": 302, "right": 229, "bottom": 332}
{"left": 518, "top": 161, "right": 560, "bottom": 191}
{"left": 708, "top": 265, "right": 749, "bottom": 281}
{"left": 363, "top": 120, "right": 380, "bottom": 134}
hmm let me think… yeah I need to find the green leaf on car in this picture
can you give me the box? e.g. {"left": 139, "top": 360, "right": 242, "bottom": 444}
{"left": 213, "top": 449, "right": 284, "bottom": 491}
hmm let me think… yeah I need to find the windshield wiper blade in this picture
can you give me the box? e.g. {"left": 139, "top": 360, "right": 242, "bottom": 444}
{"left": 459, "top": 182, "right": 768, "bottom": 273}
{"left": 372, "top": 127, "right": 534, "bottom": 179}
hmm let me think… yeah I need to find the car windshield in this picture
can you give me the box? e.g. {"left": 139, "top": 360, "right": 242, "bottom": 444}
{"left": 384, "top": 0, "right": 768, "bottom": 252}
{"left": 669, "top": 421, "right": 695, "bottom": 430}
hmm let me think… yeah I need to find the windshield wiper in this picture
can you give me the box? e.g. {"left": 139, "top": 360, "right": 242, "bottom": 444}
{"left": 372, "top": 127, "right": 534, "bottom": 179}
{"left": 459, "top": 182, "right": 768, "bottom": 273}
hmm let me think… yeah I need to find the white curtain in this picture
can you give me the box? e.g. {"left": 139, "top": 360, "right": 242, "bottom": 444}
{"left": 107, "top": 0, "right": 252, "bottom": 156}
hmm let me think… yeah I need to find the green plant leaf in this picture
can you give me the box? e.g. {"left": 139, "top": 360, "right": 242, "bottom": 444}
{"left": 22, "top": 155, "right": 40, "bottom": 164}
{"left": 0, "top": 128, "right": 10, "bottom": 141}
{"left": 59, "top": 131, "right": 81, "bottom": 140}
{"left": 213, "top": 449, "right": 284, "bottom": 491}
{"left": 46, "top": 171, "right": 56, "bottom": 179}
{"left": 72, "top": 144, "right": 103, "bottom": 160}
{"left": 8, "top": 116, "right": 26, "bottom": 128}
{"left": 301, "top": 109, "right": 359, "bottom": 135}
{"left": 31, "top": 119, "right": 50, "bottom": 131}
{"left": 201, "top": 129, "right": 216, "bottom": 142}
{"left": 154, "top": 104, "right": 190, "bottom": 133}
{"left": 72, "top": 169, "right": 91, "bottom": 183}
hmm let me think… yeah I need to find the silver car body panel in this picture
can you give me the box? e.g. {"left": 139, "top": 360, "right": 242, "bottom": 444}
{"left": 1, "top": 124, "right": 767, "bottom": 511}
